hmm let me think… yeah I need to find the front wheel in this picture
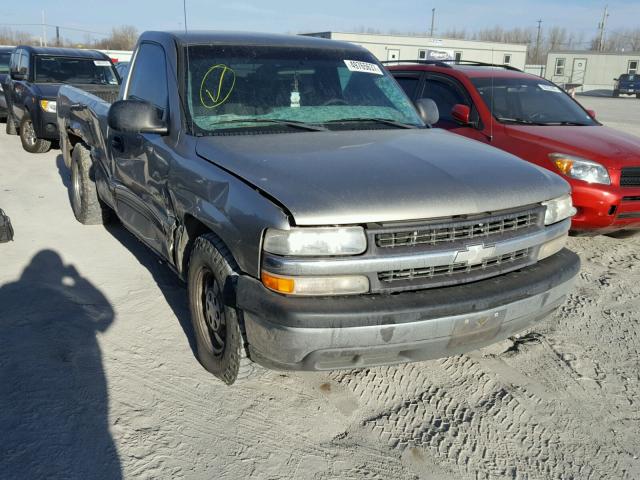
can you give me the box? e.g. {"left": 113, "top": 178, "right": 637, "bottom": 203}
{"left": 19, "top": 113, "right": 51, "bottom": 153}
{"left": 188, "top": 234, "right": 260, "bottom": 385}
{"left": 612, "top": 90, "right": 620, "bottom": 98}
{"left": 636, "top": 93, "right": 640, "bottom": 99}
{"left": 5, "top": 112, "right": 17, "bottom": 135}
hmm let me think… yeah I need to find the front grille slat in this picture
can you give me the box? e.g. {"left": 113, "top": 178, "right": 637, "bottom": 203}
{"left": 375, "top": 211, "right": 538, "bottom": 248}
{"left": 378, "top": 248, "right": 530, "bottom": 283}
{"left": 621, "top": 167, "right": 640, "bottom": 187}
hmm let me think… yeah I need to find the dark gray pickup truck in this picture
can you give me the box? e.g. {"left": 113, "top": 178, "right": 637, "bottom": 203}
{"left": 57, "top": 31, "right": 579, "bottom": 384}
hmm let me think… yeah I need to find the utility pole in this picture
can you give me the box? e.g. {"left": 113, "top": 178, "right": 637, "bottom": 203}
{"left": 535, "top": 19, "right": 542, "bottom": 64}
{"left": 56, "top": 26, "right": 60, "bottom": 46}
{"left": 597, "top": 5, "right": 609, "bottom": 51}
{"left": 41, "top": 10, "right": 47, "bottom": 47}
{"left": 430, "top": 8, "right": 435, "bottom": 37}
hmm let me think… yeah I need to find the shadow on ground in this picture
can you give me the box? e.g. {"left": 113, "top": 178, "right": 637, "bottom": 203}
{"left": 0, "top": 250, "right": 122, "bottom": 479}
{"left": 577, "top": 89, "right": 614, "bottom": 97}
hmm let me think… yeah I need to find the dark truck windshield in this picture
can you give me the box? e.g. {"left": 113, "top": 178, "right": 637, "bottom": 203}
{"left": 471, "top": 77, "right": 597, "bottom": 126}
{"left": 185, "top": 45, "right": 423, "bottom": 134}
{"left": 619, "top": 74, "right": 636, "bottom": 82}
{"left": 0, "top": 52, "right": 11, "bottom": 74}
{"left": 34, "top": 55, "right": 119, "bottom": 85}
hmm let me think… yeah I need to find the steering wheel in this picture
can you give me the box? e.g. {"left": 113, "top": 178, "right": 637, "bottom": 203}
{"left": 322, "top": 98, "right": 349, "bottom": 106}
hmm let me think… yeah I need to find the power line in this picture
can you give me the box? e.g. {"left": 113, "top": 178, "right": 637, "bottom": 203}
{"left": 0, "top": 23, "right": 109, "bottom": 37}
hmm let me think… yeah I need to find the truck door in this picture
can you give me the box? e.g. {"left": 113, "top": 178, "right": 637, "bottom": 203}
{"left": 10, "top": 49, "right": 29, "bottom": 122}
{"left": 109, "top": 42, "right": 173, "bottom": 258}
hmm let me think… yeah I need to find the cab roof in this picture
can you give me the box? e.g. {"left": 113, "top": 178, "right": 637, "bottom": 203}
{"left": 142, "top": 30, "right": 366, "bottom": 52}
{"left": 15, "top": 46, "right": 110, "bottom": 60}
{"left": 386, "top": 61, "right": 534, "bottom": 80}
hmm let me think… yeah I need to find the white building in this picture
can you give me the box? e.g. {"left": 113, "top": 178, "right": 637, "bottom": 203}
{"left": 545, "top": 51, "right": 640, "bottom": 92}
{"left": 303, "top": 32, "right": 528, "bottom": 69}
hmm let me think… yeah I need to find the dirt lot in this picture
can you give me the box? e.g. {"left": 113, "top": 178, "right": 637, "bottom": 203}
{"left": 1, "top": 97, "right": 639, "bottom": 480}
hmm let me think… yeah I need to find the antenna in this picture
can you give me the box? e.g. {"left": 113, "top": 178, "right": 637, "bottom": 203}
{"left": 489, "top": 48, "right": 494, "bottom": 142}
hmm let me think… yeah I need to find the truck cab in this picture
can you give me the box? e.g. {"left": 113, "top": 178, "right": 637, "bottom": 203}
{"left": 613, "top": 73, "right": 639, "bottom": 98}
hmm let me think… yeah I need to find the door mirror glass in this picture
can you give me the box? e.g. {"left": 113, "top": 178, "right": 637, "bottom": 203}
{"left": 11, "top": 67, "right": 27, "bottom": 80}
{"left": 415, "top": 98, "right": 439, "bottom": 126}
{"left": 108, "top": 100, "right": 168, "bottom": 134}
{"left": 586, "top": 109, "right": 596, "bottom": 119}
{"left": 451, "top": 104, "right": 471, "bottom": 125}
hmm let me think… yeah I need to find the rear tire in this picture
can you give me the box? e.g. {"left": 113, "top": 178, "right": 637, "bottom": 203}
{"left": 5, "top": 112, "right": 17, "bottom": 135}
{"left": 70, "top": 143, "right": 111, "bottom": 225}
{"left": 187, "top": 234, "right": 261, "bottom": 385}
{"left": 19, "top": 113, "right": 51, "bottom": 153}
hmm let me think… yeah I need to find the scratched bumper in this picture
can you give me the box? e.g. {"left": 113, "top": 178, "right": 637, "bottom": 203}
{"left": 236, "top": 249, "right": 579, "bottom": 371}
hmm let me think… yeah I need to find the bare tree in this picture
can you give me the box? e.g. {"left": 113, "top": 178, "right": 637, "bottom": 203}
{"left": 93, "top": 26, "right": 138, "bottom": 50}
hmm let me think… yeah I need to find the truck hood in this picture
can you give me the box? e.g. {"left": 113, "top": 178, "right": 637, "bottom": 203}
{"left": 505, "top": 125, "right": 640, "bottom": 170}
{"left": 196, "top": 129, "right": 568, "bottom": 225}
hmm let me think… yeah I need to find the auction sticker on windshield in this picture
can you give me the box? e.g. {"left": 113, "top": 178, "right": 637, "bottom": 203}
{"left": 344, "top": 60, "right": 383, "bottom": 75}
{"left": 538, "top": 84, "right": 562, "bottom": 93}
{"left": 94, "top": 60, "right": 112, "bottom": 67}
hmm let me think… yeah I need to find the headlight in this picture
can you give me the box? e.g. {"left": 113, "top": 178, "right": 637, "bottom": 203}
{"left": 40, "top": 100, "right": 57, "bottom": 113}
{"left": 261, "top": 271, "right": 369, "bottom": 296}
{"left": 549, "top": 153, "right": 610, "bottom": 185}
{"left": 542, "top": 194, "right": 576, "bottom": 225}
{"left": 263, "top": 227, "right": 367, "bottom": 256}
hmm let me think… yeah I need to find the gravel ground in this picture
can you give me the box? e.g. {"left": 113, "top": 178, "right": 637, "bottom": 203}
{"left": 1, "top": 98, "right": 639, "bottom": 479}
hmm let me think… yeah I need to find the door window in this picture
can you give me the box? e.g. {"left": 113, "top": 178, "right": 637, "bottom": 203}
{"left": 554, "top": 58, "right": 565, "bottom": 76}
{"left": 127, "top": 43, "right": 168, "bottom": 116}
{"left": 394, "top": 75, "right": 421, "bottom": 99}
{"left": 629, "top": 60, "right": 638, "bottom": 75}
{"left": 420, "top": 76, "right": 473, "bottom": 127}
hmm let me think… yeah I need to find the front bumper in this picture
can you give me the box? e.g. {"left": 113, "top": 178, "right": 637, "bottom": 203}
{"left": 571, "top": 182, "right": 640, "bottom": 234}
{"left": 236, "top": 249, "right": 579, "bottom": 371}
{"left": 33, "top": 110, "right": 59, "bottom": 140}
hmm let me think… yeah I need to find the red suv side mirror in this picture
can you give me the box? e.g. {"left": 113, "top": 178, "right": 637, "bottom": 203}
{"left": 586, "top": 109, "right": 597, "bottom": 119}
{"left": 451, "top": 104, "right": 471, "bottom": 125}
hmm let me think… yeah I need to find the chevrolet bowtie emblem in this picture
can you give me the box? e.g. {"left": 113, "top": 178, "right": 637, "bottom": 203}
{"left": 454, "top": 244, "right": 496, "bottom": 265}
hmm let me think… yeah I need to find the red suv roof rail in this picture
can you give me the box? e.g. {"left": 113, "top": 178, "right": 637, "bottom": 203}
{"left": 382, "top": 59, "right": 523, "bottom": 72}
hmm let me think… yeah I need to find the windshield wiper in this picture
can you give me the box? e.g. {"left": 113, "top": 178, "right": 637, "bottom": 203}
{"left": 323, "top": 118, "right": 419, "bottom": 129}
{"left": 536, "top": 121, "right": 591, "bottom": 126}
{"left": 211, "top": 118, "right": 327, "bottom": 132}
{"left": 496, "top": 117, "right": 543, "bottom": 125}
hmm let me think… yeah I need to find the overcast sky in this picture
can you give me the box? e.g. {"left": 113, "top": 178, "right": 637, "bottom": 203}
{"left": 4, "top": 0, "right": 639, "bottom": 43}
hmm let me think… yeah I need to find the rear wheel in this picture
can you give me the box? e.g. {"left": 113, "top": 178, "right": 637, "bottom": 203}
{"left": 19, "top": 113, "right": 51, "bottom": 153}
{"left": 188, "top": 234, "right": 261, "bottom": 385}
{"left": 70, "top": 143, "right": 111, "bottom": 224}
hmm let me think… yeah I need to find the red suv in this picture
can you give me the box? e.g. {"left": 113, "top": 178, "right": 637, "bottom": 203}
{"left": 388, "top": 61, "right": 640, "bottom": 235}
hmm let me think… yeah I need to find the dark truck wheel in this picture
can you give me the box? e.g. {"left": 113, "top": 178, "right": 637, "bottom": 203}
{"left": 5, "top": 112, "right": 17, "bottom": 135}
{"left": 70, "top": 143, "right": 111, "bottom": 224}
{"left": 612, "top": 90, "right": 620, "bottom": 98}
{"left": 188, "top": 234, "right": 260, "bottom": 385}
{"left": 19, "top": 113, "right": 51, "bottom": 153}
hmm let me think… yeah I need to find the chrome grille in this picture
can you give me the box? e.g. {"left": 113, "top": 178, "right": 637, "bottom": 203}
{"left": 375, "top": 210, "right": 539, "bottom": 249}
{"left": 378, "top": 248, "right": 530, "bottom": 284}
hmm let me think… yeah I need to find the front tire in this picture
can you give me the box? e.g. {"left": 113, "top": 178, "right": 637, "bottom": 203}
{"left": 188, "top": 234, "right": 259, "bottom": 385}
{"left": 5, "top": 112, "right": 17, "bottom": 135}
{"left": 612, "top": 89, "right": 620, "bottom": 98}
{"left": 70, "top": 143, "right": 111, "bottom": 224}
{"left": 19, "top": 113, "right": 51, "bottom": 153}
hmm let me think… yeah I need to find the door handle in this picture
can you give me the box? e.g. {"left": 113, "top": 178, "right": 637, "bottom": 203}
{"left": 111, "top": 136, "right": 124, "bottom": 153}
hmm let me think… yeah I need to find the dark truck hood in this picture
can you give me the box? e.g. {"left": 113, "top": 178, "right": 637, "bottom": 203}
{"left": 196, "top": 129, "right": 568, "bottom": 225}
{"left": 33, "top": 83, "right": 119, "bottom": 102}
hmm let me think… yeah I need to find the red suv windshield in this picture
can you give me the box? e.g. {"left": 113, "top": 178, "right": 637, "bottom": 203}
{"left": 471, "top": 77, "right": 597, "bottom": 126}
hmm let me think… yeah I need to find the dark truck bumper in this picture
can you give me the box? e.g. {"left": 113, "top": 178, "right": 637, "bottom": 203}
{"left": 236, "top": 249, "right": 580, "bottom": 371}
{"left": 34, "top": 110, "right": 59, "bottom": 140}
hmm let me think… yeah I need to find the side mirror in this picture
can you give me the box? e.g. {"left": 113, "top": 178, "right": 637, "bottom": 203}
{"left": 451, "top": 104, "right": 471, "bottom": 125}
{"left": 415, "top": 98, "right": 439, "bottom": 126}
{"left": 108, "top": 100, "right": 168, "bottom": 134}
{"left": 586, "top": 109, "right": 596, "bottom": 119}
{"left": 11, "top": 68, "right": 26, "bottom": 81}
{"left": 613, "top": 78, "right": 618, "bottom": 81}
